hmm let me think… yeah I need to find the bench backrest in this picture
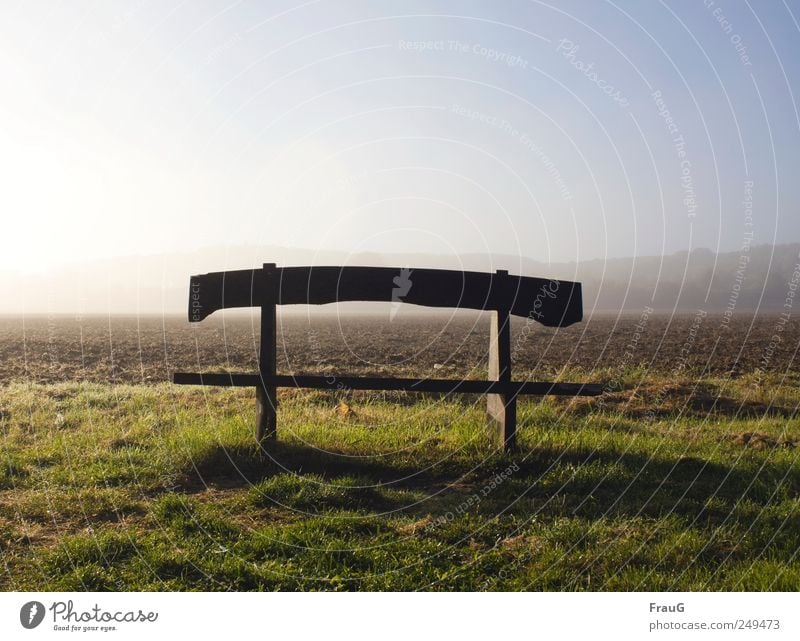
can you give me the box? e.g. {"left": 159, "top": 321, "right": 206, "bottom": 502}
{"left": 188, "top": 265, "right": 583, "bottom": 327}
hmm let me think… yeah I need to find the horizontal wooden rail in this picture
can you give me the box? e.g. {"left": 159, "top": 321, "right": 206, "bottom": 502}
{"left": 172, "top": 372, "right": 603, "bottom": 396}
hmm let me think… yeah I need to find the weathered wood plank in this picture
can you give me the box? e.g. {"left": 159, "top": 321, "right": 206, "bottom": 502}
{"left": 173, "top": 372, "right": 261, "bottom": 386}
{"left": 256, "top": 263, "right": 278, "bottom": 444}
{"left": 187, "top": 266, "right": 582, "bottom": 327}
{"left": 172, "top": 371, "right": 603, "bottom": 396}
{"left": 487, "top": 285, "right": 517, "bottom": 451}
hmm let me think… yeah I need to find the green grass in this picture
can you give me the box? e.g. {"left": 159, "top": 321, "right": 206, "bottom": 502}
{"left": 1, "top": 370, "right": 799, "bottom": 590}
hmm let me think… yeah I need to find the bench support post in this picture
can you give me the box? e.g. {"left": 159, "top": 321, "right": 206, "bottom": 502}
{"left": 487, "top": 271, "right": 516, "bottom": 452}
{"left": 257, "top": 263, "right": 278, "bottom": 444}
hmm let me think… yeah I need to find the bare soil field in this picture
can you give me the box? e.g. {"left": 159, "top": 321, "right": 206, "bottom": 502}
{"left": 0, "top": 312, "right": 797, "bottom": 385}
{"left": 2, "top": 313, "right": 799, "bottom": 590}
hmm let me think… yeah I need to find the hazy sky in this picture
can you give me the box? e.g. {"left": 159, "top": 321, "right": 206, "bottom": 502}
{"left": 2, "top": 0, "right": 799, "bottom": 273}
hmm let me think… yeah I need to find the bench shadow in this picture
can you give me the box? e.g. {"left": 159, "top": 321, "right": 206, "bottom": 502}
{"left": 178, "top": 439, "right": 798, "bottom": 527}
{"left": 562, "top": 394, "right": 795, "bottom": 420}
{"left": 182, "top": 441, "right": 452, "bottom": 492}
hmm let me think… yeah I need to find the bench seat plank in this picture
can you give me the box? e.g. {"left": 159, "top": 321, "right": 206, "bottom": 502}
{"left": 173, "top": 371, "right": 602, "bottom": 396}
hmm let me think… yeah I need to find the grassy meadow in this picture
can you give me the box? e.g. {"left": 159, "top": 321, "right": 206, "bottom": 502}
{"left": 1, "top": 368, "right": 799, "bottom": 591}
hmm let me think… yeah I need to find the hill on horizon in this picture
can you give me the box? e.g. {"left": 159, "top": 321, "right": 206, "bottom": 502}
{"left": 1, "top": 243, "right": 798, "bottom": 316}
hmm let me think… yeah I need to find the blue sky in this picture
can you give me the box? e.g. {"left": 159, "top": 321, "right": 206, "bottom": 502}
{"left": 1, "top": 0, "right": 799, "bottom": 271}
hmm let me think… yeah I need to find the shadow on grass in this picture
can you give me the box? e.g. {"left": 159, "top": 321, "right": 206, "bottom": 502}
{"left": 179, "top": 439, "right": 800, "bottom": 528}
{"left": 182, "top": 441, "right": 452, "bottom": 491}
{"left": 565, "top": 388, "right": 796, "bottom": 419}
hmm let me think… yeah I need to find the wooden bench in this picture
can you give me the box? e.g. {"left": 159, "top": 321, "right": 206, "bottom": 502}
{"left": 173, "top": 263, "right": 601, "bottom": 451}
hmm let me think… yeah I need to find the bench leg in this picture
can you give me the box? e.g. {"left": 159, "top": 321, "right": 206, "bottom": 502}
{"left": 487, "top": 306, "right": 517, "bottom": 452}
{"left": 487, "top": 391, "right": 516, "bottom": 451}
{"left": 256, "top": 383, "right": 277, "bottom": 443}
{"left": 257, "top": 262, "right": 278, "bottom": 446}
